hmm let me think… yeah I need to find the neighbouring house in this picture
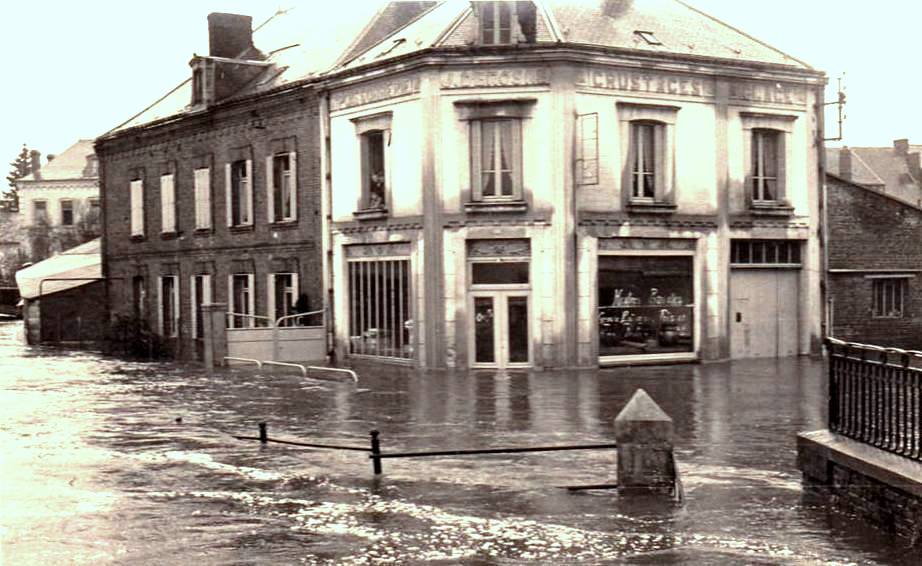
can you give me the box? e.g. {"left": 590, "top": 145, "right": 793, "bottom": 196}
{"left": 323, "top": 0, "right": 826, "bottom": 369}
{"left": 826, "top": 139, "right": 922, "bottom": 208}
{"left": 0, "top": 207, "right": 22, "bottom": 316}
{"left": 15, "top": 238, "right": 105, "bottom": 345}
{"left": 15, "top": 139, "right": 101, "bottom": 264}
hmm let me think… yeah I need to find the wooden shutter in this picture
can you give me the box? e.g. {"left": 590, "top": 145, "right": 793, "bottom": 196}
{"left": 225, "top": 163, "right": 233, "bottom": 227}
{"left": 244, "top": 159, "right": 253, "bottom": 225}
{"left": 470, "top": 122, "right": 483, "bottom": 200}
{"left": 289, "top": 152, "right": 298, "bottom": 220}
{"left": 265, "top": 155, "right": 274, "bottom": 223}
{"left": 130, "top": 179, "right": 144, "bottom": 236}
{"left": 267, "top": 273, "right": 276, "bottom": 326}
{"left": 160, "top": 174, "right": 175, "bottom": 233}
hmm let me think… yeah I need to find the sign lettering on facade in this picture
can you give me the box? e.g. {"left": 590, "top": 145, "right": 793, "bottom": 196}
{"left": 330, "top": 76, "right": 420, "bottom": 111}
{"left": 599, "top": 237, "right": 697, "bottom": 252}
{"left": 440, "top": 68, "right": 549, "bottom": 89}
{"left": 729, "top": 80, "right": 806, "bottom": 106}
{"left": 577, "top": 67, "right": 715, "bottom": 98}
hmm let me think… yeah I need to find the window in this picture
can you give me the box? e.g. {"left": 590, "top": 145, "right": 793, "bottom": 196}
{"left": 618, "top": 102, "right": 677, "bottom": 207}
{"left": 731, "top": 239, "right": 802, "bottom": 266}
{"left": 130, "top": 179, "right": 144, "bottom": 237}
{"left": 472, "top": 119, "right": 522, "bottom": 201}
{"left": 269, "top": 272, "right": 299, "bottom": 326}
{"left": 60, "top": 199, "right": 74, "bottom": 226}
{"left": 160, "top": 173, "right": 176, "bottom": 233}
{"left": 361, "top": 131, "right": 386, "bottom": 209}
{"left": 751, "top": 129, "right": 779, "bottom": 203}
{"left": 192, "top": 68, "right": 204, "bottom": 105}
{"left": 33, "top": 200, "right": 48, "bottom": 225}
{"left": 87, "top": 198, "right": 101, "bottom": 228}
{"left": 158, "top": 275, "right": 179, "bottom": 337}
{"left": 190, "top": 274, "right": 212, "bottom": 339}
{"left": 226, "top": 160, "right": 253, "bottom": 227}
{"left": 194, "top": 167, "right": 211, "bottom": 229}
{"left": 634, "top": 30, "right": 662, "bottom": 45}
{"left": 480, "top": 1, "right": 513, "bottom": 44}
{"left": 228, "top": 273, "right": 255, "bottom": 329}
{"left": 872, "top": 278, "right": 906, "bottom": 318}
{"left": 629, "top": 122, "right": 661, "bottom": 200}
{"left": 132, "top": 275, "right": 146, "bottom": 321}
{"left": 267, "top": 152, "right": 297, "bottom": 222}
{"left": 348, "top": 259, "right": 412, "bottom": 359}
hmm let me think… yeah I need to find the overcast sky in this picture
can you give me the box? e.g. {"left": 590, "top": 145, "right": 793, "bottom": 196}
{"left": 0, "top": 0, "right": 917, "bottom": 167}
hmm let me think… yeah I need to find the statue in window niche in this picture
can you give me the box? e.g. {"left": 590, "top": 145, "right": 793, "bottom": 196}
{"left": 368, "top": 172, "right": 385, "bottom": 209}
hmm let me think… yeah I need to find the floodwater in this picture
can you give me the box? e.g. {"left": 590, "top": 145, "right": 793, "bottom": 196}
{"left": 0, "top": 320, "right": 914, "bottom": 565}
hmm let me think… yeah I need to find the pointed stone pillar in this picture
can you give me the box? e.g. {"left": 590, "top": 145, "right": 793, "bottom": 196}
{"left": 201, "top": 302, "right": 227, "bottom": 369}
{"left": 614, "top": 388, "right": 676, "bottom": 494}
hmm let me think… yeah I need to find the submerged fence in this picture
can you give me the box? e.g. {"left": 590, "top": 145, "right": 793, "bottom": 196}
{"left": 826, "top": 337, "right": 922, "bottom": 462}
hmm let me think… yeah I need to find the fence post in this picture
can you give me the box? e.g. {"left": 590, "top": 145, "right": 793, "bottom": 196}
{"left": 201, "top": 302, "right": 228, "bottom": 369}
{"left": 259, "top": 422, "right": 268, "bottom": 444}
{"left": 614, "top": 388, "right": 676, "bottom": 494}
{"left": 370, "top": 430, "right": 382, "bottom": 475}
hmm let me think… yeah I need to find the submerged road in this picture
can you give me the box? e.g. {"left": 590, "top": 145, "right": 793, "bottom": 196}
{"left": 0, "top": 320, "right": 913, "bottom": 564}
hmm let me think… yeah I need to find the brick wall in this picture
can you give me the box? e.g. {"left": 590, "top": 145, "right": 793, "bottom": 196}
{"left": 827, "top": 176, "right": 922, "bottom": 348}
{"left": 97, "top": 88, "right": 323, "bottom": 360}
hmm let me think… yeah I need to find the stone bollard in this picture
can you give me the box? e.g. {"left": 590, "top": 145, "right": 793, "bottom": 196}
{"left": 614, "top": 388, "right": 676, "bottom": 495}
{"left": 201, "top": 302, "right": 228, "bottom": 369}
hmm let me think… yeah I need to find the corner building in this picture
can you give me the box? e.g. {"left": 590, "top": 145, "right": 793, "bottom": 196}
{"left": 325, "top": 1, "right": 825, "bottom": 369}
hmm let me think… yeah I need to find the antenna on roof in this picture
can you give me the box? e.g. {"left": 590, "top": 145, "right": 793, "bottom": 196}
{"left": 255, "top": 6, "right": 292, "bottom": 32}
{"left": 824, "top": 74, "right": 846, "bottom": 142}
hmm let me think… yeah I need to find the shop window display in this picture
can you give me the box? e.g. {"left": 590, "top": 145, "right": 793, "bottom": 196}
{"left": 598, "top": 256, "right": 694, "bottom": 357}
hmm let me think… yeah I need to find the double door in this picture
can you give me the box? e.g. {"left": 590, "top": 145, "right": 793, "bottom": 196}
{"left": 730, "top": 269, "right": 799, "bottom": 358}
{"left": 470, "top": 291, "right": 531, "bottom": 368}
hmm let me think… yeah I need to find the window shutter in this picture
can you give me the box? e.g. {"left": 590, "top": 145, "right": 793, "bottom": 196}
{"left": 225, "top": 163, "right": 233, "bottom": 227}
{"left": 226, "top": 275, "right": 234, "bottom": 328}
{"left": 247, "top": 273, "right": 256, "bottom": 328}
{"left": 172, "top": 277, "right": 180, "bottom": 337}
{"left": 161, "top": 174, "right": 175, "bottom": 233}
{"left": 130, "top": 179, "right": 144, "bottom": 236}
{"left": 267, "top": 273, "right": 276, "bottom": 326}
{"left": 576, "top": 113, "right": 599, "bottom": 185}
{"left": 265, "top": 155, "right": 274, "bottom": 223}
{"left": 654, "top": 124, "right": 665, "bottom": 199}
{"left": 190, "top": 275, "right": 198, "bottom": 338}
{"left": 289, "top": 152, "right": 298, "bottom": 220}
{"left": 291, "top": 272, "right": 299, "bottom": 303}
{"left": 245, "top": 159, "right": 253, "bottom": 225}
{"left": 470, "top": 123, "right": 483, "bottom": 200}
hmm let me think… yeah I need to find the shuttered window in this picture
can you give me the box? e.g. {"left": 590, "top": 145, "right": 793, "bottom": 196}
{"left": 160, "top": 173, "right": 176, "bottom": 233}
{"left": 194, "top": 168, "right": 211, "bottom": 229}
{"left": 130, "top": 179, "right": 144, "bottom": 237}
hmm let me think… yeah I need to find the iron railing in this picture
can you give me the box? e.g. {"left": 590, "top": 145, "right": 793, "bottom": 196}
{"left": 826, "top": 337, "right": 922, "bottom": 462}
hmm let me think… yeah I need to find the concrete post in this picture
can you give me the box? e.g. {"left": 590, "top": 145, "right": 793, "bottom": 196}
{"left": 614, "top": 388, "right": 676, "bottom": 494}
{"left": 201, "top": 302, "right": 228, "bottom": 369}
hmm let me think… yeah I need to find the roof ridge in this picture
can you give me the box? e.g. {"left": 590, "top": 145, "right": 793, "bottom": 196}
{"left": 673, "top": 0, "right": 813, "bottom": 70}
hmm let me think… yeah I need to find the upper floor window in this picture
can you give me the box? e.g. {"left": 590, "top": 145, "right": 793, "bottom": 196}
{"left": 741, "top": 112, "right": 796, "bottom": 211}
{"left": 160, "top": 173, "right": 176, "bottom": 233}
{"left": 130, "top": 179, "right": 144, "bottom": 237}
{"left": 226, "top": 159, "right": 252, "bottom": 227}
{"left": 268, "top": 152, "right": 297, "bottom": 222}
{"left": 618, "top": 102, "right": 678, "bottom": 209}
{"left": 478, "top": 1, "right": 537, "bottom": 45}
{"left": 472, "top": 118, "right": 522, "bottom": 201}
{"left": 60, "top": 199, "right": 74, "bottom": 226}
{"left": 872, "top": 277, "right": 907, "bottom": 319}
{"left": 86, "top": 197, "right": 101, "bottom": 229}
{"left": 751, "top": 129, "right": 780, "bottom": 203}
{"left": 194, "top": 167, "right": 211, "bottom": 230}
{"left": 352, "top": 112, "right": 392, "bottom": 216}
{"left": 33, "top": 200, "right": 48, "bottom": 225}
{"left": 629, "top": 121, "right": 661, "bottom": 201}
{"left": 192, "top": 68, "right": 204, "bottom": 105}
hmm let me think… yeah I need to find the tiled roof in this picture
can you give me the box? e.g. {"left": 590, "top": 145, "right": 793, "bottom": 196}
{"left": 337, "top": 1, "right": 438, "bottom": 66}
{"left": 827, "top": 146, "right": 922, "bottom": 207}
{"left": 18, "top": 139, "right": 96, "bottom": 182}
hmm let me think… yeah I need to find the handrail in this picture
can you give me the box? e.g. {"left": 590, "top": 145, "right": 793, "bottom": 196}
{"left": 224, "top": 356, "right": 263, "bottom": 368}
{"left": 262, "top": 360, "right": 307, "bottom": 376}
{"left": 307, "top": 366, "right": 358, "bottom": 383}
{"left": 226, "top": 312, "right": 273, "bottom": 328}
{"left": 275, "top": 309, "right": 324, "bottom": 328}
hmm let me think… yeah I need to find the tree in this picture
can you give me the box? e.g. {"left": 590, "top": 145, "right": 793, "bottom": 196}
{"left": 4, "top": 143, "right": 33, "bottom": 211}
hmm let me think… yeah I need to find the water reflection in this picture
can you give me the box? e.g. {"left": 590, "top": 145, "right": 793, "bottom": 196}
{"left": 0, "top": 321, "right": 911, "bottom": 564}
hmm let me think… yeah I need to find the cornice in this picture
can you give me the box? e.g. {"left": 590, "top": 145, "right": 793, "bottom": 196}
{"left": 578, "top": 211, "right": 718, "bottom": 229}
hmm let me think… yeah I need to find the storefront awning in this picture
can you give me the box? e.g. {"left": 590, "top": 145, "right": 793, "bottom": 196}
{"left": 15, "top": 238, "right": 102, "bottom": 300}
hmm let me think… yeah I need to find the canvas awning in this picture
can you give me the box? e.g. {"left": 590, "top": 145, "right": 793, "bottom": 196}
{"left": 15, "top": 238, "right": 102, "bottom": 300}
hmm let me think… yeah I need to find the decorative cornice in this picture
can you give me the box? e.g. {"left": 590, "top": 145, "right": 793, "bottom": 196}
{"left": 578, "top": 211, "right": 717, "bottom": 229}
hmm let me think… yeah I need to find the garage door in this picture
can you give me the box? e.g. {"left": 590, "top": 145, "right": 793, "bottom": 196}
{"left": 730, "top": 269, "right": 799, "bottom": 359}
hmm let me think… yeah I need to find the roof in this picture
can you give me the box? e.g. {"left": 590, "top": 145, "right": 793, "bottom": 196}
{"left": 337, "top": 0, "right": 814, "bottom": 72}
{"left": 18, "top": 139, "right": 96, "bottom": 182}
{"left": 827, "top": 146, "right": 922, "bottom": 207}
{"left": 15, "top": 238, "right": 101, "bottom": 300}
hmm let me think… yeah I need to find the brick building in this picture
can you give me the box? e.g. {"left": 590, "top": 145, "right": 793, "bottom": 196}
{"left": 96, "top": 13, "right": 328, "bottom": 359}
{"left": 826, "top": 172, "right": 922, "bottom": 348}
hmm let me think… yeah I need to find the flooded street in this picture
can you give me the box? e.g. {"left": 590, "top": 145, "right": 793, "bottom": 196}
{"left": 0, "top": 319, "right": 913, "bottom": 564}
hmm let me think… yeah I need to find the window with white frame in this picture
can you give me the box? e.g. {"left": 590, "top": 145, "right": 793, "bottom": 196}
{"left": 472, "top": 118, "right": 522, "bottom": 200}
{"left": 477, "top": 1, "right": 536, "bottom": 44}
{"left": 629, "top": 121, "right": 662, "bottom": 200}
{"left": 60, "top": 199, "right": 74, "bottom": 226}
{"left": 160, "top": 173, "right": 176, "bottom": 233}
{"left": 348, "top": 259, "right": 412, "bottom": 359}
{"left": 269, "top": 272, "right": 299, "bottom": 326}
{"left": 190, "top": 274, "right": 212, "bottom": 339}
{"left": 751, "top": 129, "right": 780, "bottom": 203}
{"left": 130, "top": 179, "right": 144, "bottom": 237}
{"left": 158, "top": 275, "right": 179, "bottom": 337}
{"left": 740, "top": 112, "right": 796, "bottom": 209}
{"left": 87, "top": 197, "right": 101, "bottom": 228}
{"left": 618, "top": 102, "right": 677, "bottom": 207}
{"left": 267, "top": 152, "right": 297, "bottom": 222}
{"left": 32, "top": 200, "right": 48, "bottom": 225}
{"left": 194, "top": 167, "right": 211, "bottom": 229}
{"left": 872, "top": 278, "right": 907, "bottom": 318}
{"left": 352, "top": 113, "right": 392, "bottom": 213}
{"left": 228, "top": 273, "right": 255, "bottom": 328}
{"left": 226, "top": 159, "right": 252, "bottom": 227}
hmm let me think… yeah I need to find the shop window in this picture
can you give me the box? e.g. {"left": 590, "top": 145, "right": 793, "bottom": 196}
{"left": 598, "top": 255, "right": 694, "bottom": 357}
{"left": 190, "top": 274, "right": 212, "bottom": 339}
{"left": 268, "top": 152, "right": 297, "bottom": 222}
{"left": 348, "top": 259, "right": 412, "bottom": 359}
{"left": 731, "top": 239, "right": 801, "bottom": 266}
{"left": 872, "top": 278, "right": 906, "bottom": 318}
{"left": 32, "top": 200, "right": 48, "bottom": 225}
{"left": 751, "top": 129, "right": 780, "bottom": 203}
{"left": 194, "top": 167, "right": 211, "bottom": 230}
{"left": 472, "top": 118, "right": 522, "bottom": 201}
{"left": 158, "top": 275, "right": 179, "bottom": 337}
{"left": 130, "top": 179, "right": 144, "bottom": 237}
{"left": 160, "top": 173, "right": 176, "bottom": 233}
{"left": 269, "top": 272, "right": 299, "bottom": 326}
{"left": 618, "top": 102, "right": 678, "bottom": 210}
{"left": 228, "top": 273, "right": 255, "bottom": 329}
{"left": 478, "top": 1, "right": 536, "bottom": 45}
{"left": 226, "top": 159, "right": 253, "bottom": 227}
{"left": 60, "top": 199, "right": 74, "bottom": 226}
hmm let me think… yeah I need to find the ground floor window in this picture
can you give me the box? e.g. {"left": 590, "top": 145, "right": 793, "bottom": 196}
{"left": 191, "top": 274, "right": 212, "bottom": 339}
{"left": 158, "top": 275, "right": 179, "bottom": 337}
{"left": 872, "top": 277, "right": 907, "bottom": 318}
{"left": 348, "top": 259, "right": 411, "bottom": 359}
{"left": 269, "top": 272, "right": 299, "bottom": 326}
{"left": 598, "top": 255, "right": 694, "bottom": 356}
{"left": 228, "top": 273, "right": 255, "bottom": 328}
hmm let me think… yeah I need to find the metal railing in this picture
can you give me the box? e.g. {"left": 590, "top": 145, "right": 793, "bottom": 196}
{"left": 826, "top": 337, "right": 922, "bottom": 462}
{"left": 226, "top": 312, "right": 273, "bottom": 328}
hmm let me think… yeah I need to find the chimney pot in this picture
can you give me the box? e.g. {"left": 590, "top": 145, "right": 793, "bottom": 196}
{"left": 47, "top": 154, "right": 56, "bottom": 162}
{"left": 894, "top": 138, "right": 910, "bottom": 156}
{"left": 207, "top": 13, "right": 254, "bottom": 58}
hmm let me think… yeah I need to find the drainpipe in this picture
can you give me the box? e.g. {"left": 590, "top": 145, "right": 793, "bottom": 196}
{"left": 817, "top": 82, "right": 829, "bottom": 347}
{"left": 319, "top": 90, "right": 335, "bottom": 364}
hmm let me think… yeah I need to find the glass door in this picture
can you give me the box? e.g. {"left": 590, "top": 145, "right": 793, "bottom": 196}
{"left": 471, "top": 292, "right": 530, "bottom": 368}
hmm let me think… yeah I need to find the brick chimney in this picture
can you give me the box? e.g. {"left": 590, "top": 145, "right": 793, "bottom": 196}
{"left": 30, "top": 150, "right": 41, "bottom": 180}
{"left": 894, "top": 138, "right": 910, "bottom": 156}
{"left": 207, "top": 13, "right": 254, "bottom": 58}
{"left": 838, "top": 147, "right": 852, "bottom": 181}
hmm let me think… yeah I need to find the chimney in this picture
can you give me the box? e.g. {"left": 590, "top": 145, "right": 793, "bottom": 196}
{"left": 838, "top": 147, "right": 852, "bottom": 181}
{"left": 894, "top": 138, "right": 910, "bottom": 156}
{"left": 30, "top": 150, "right": 41, "bottom": 180}
{"left": 207, "top": 13, "right": 254, "bottom": 58}
{"left": 47, "top": 154, "right": 56, "bottom": 162}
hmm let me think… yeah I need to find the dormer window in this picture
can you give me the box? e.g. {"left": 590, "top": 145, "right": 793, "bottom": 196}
{"left": 477, "top": 1, "right": 537, "bottom": 45}
{"left": 192, "top": 68, "right": 204, "bottom": 105}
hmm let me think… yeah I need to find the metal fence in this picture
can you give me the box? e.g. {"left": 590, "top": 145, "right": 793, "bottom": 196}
{"left": 826, "top": 337, "right": 922, "bottom": 462}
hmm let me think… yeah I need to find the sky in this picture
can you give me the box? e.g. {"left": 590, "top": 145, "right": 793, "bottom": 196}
{"left": 0, "top": 0, "right": 919, "bottom": 169}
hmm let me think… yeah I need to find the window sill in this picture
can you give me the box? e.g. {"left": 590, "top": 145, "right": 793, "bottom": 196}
{"left": 229, "top": 224, "right": 255, "bottom": 233}
{"left": 750, "top": 203, "right": 794, "bottom": 217}
{"left": 130, "top": 234, "right": 146, "bottom": 242}
{"left": 626, "top": 201, "right": 677, "bottom": 214}
{"left": 193, "top": 228, "right": 213, "bottom": 237}
{"left": 270, "top": 219, "right": 299, "bottom": 229}
{"left": 353, "top": 208, "right": 389, "bottom": 221}
{"left": 464, "top": 200, "right": 528, "bottom": 214}
{"left": 160, "top": 231, "right": 180, "bottom": 241}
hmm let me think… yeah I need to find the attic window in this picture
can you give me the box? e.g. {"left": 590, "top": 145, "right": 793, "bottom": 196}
{"left": 634, "top": 31, "right": 661, "bottom": 46}
{"left": 478, "top": 1, "right": 537, "bottom": 45}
